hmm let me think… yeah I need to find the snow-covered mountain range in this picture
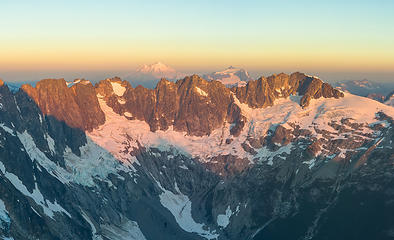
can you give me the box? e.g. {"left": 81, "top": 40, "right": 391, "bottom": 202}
{"left": 124, "top": 63, "right": 253, "bottom": 89}
{"left": 203, "top": 66, "right": 252, "bottom": 87}
{"left": 334, "top": 79, "right": 394, "bottom": 104}
{"left": 0, "top": 73, "right": 393, "bottom": 240}
{"left": 385, "top": 91, "right": 394, "bottom": 106}
{"left": 334, "top": 79, "right": 387, "bottom": 95}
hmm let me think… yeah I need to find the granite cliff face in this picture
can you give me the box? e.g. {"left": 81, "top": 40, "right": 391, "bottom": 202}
{"left": 21, "top": 79, "right": 105, "bottom": 131}
{"left": 0, "top": 73, "right": 393, "bottom": 240}
{"left": 15, "top": 73, "right": 343, "bottom": 137}
{"left": 96, "top": 75, "right": 234, "bottom": 136}
{"left": 95, "top": 73, "right": 343, "bottom": 137}
{"left": 233, "top": 72, "right": 343, "bottom": 109}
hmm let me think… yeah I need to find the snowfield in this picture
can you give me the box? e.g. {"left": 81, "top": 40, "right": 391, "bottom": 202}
{"left": 88, "top": 92, "right": 394, "bottom": 166}
{"left": 0, "top": 161, "right": 71, "bottom": 219}
{"left": 154, "top": 177, "right": 219, "bottom": 239}
{"left": 110, "top": 82, "right": 126, "bottom": 96}
{"left": 217, "top": 206, "right": 233, "bottom": 228}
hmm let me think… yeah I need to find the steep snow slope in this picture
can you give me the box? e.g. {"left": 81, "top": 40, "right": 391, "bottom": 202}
{"left": 89, "top": 92, "right": 394, "bottom": 166}
{"left": 110, "top": 82, "right": 126, "bottom": 96}
{"left": 15, "top": 129, "right": 129, "bottom": 187}
{"left": 154, "top": 178, "right": 219, "bottom": 239}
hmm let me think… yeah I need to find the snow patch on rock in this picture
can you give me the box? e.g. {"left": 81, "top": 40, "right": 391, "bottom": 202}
{"left": 17, "top": 130, "right": 127, "bottom": 188}
{"left": 217, "top": 205, "right": 233, "bottom": 228}
{"left": 81, "top": 211, "right": 103, "bottom": 240}
{"left": 0, "top": 124, "right": 15, "bottom": 136}
{"left": 17, "top": 131, "right": 70, "bottom": 184}
{"left": 303, "top": 158, "right": 316, "bottom": 169}
{"left": 124, "top": 112, "right": 132, "bottom": 118}
{"left": 66, "top": 79, "right": 80, "bottom": 87}
{"left": 155, "top": 179, "right": 218, "bottom": 239}
{"left": 118, "top": 98, "right": 126, "bottom": 104}
{"left": 101, "top": 219, "right": 147, "bottom": 240}
{"left": 256, "top": 143, "right": 294, "bottom": 165}
{"left": 45, "top": 133, "right": 56, "bottom": 154}
{"left": 0, "top": 199, "right": 10, "bottom": 224}
{"left": 0, "top": 162, "right": 70, "bottom": 219}
{"left": 110, "top": 82, "right": 126, "bottom": 96}
{"left": 195, "top": 87, "right": 208, "bottom": 97}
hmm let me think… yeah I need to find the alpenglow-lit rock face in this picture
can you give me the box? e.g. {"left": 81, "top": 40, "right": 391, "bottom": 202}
{"left": 94, "top": 73, "right": 343, "bottom": 136}
{"left": 21, "top": 78, "right": 105, "bottom": 131}
{"left": 96, "top": 75, "right": 234, "bottom": 136}
{"left": 0, "top": 72, "right": 393, "bottom": 240}
{"left": 16, "top": 72, "right": 343, "bottom": 136}
{"left": 232, "top": 72, "right": 343, "bottom": 108}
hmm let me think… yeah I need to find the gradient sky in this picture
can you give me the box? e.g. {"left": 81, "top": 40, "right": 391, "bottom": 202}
{"left": 1, "top": 0, "right": 394, "bottom": 82}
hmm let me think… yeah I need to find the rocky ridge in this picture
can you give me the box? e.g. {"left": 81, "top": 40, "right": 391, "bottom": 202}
{"left": 95, "top": 72, "right": 343, "bottom": 137}
{"left": 233, "top": 72, "right": 343, "bottom": 108}
{"left": 21, "top": 79, "right": 105, "bottom": 131}
{"left": 14, "top": 72, "right": 343, "bottom": 137}
{"left": 0, "top": 72, "right": 393, "bottom": 240}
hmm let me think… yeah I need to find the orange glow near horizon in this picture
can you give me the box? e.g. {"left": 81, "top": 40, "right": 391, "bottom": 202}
{"left": 1, "top": 1, "right": 394, "bottom": 75}
{"left": 1, "top": 41, "right": 393, "bottom": 72}
{"left": 1, "top": 57, "right": 392, "bottom": 73}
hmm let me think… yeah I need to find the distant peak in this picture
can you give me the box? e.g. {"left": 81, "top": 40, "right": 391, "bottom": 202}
{"left": 137, "top": 62, "right": 175, "bottom": 72}
{"left": 153, "top": 61, "right": 165, "bottom": 66}
{"left": 204, "top": 66, "right": 251, "bottom": 87}
{"left": 134, "top": 62, "right": 185, "bottom": 80}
